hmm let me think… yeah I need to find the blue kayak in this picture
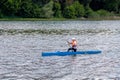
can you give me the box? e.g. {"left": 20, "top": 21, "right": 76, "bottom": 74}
{"left": 42, "top": 50, "right": 101, "bottom": 56}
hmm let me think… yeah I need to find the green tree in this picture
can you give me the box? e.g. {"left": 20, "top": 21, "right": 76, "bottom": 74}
{"left": 72, "top": 1, "right": 85, "bottom": 17}
{"left": 85, "top": 6, "right": 99, "bottom": 18}
{"left": 53, "top": 2, "right": 62, "bottom": 18}
{"left": 2, "top": 0, "right": 21, "bottom": 16}
{"left": 63, "top": 5, "right": 76, "bottom": 18}
{"left": 104, "top": 0, "right": 120, "bottom": 13}
{"left": 17, "top": 0, "right": 41, "bottom": 18}
{"left": 17, "top": 0, "right": 33, "bottom": 17}
{"left": 32, "top": 0, "right": 51, "bottom": 7}
{"left": 40, "top": 0, "right": 54, "bottom": 18}
{"left": 0, "top": 9, "right": 3, "bottom": 18}
{"left": 79, "top": 0, "right": 92, "bottom": 7}
{"left": 97, "top": 9, "right": 112, "bottom": 17}
{"left": 30, "top": 4, "right": 41, "bottom": 18}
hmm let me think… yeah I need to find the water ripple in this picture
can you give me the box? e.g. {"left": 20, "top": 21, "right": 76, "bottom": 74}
{"left": 0, "top": 21, "right": 120, "bottom": 80}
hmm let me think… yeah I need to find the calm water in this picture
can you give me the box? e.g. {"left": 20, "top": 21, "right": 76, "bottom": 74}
{"left": 0, "top": 20, "right": 120, "bottom": 80}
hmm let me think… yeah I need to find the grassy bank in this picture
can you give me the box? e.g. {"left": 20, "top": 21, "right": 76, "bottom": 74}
{"left": 0, "top": 18, "right": 68, "bottom": 21}
{"left": 0, "top": 16, "right": 120, "bottom": 21}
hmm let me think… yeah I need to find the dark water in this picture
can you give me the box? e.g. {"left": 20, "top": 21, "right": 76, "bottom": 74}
{"left": 0, "top": 21, "right": 120, "bottom": 80}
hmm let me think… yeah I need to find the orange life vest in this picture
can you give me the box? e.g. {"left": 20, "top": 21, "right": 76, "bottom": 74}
{"left": 71, "top": 40, "right": 77, "bottom": 47}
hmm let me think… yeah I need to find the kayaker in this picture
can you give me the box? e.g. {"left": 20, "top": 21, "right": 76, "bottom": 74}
{"left": 67, "top": 38, "right": 77, "bottom": 52}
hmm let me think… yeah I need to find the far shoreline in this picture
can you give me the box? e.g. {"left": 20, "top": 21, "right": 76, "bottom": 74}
{"left": 0, "top": 16, "right": 120, "bottom": 21}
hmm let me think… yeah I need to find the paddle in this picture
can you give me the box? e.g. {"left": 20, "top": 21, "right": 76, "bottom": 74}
{"left": 67, "top": 40, "right": 71, "bottom": 47}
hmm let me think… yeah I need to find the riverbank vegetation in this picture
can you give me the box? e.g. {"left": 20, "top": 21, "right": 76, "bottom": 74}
{"left": 0, "top": 0, "right": 120, "bottom": 20}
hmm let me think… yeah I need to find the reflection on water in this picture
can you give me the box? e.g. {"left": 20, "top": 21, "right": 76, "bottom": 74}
{"left": 0, "top": 20, "right": 120, "bottom": 80}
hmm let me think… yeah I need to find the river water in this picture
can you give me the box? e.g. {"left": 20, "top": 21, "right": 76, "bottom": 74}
{"left": 0, "top": 20, "right": 120, "bottom": 80}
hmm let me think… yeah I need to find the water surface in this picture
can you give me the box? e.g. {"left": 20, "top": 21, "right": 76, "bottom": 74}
{"left": 0, "top": 20, "right": 120, "bottom": 80}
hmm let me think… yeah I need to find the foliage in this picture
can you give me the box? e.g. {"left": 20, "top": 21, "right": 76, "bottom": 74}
{"left": 17, "top": 0, "right": 36, "bottom": 17}
{"left": 2, "top": 0, "right": 21, "bottom": 16}
{"left": 63, "top": 5, "right": 76, "bottom": 18}
{"left": 63, "top": 1, "right": 85, "bottom": 18}
{"left": 0, "top": 0, "right": 119, "bottom": 18}
{"left": 85, "top": 6, "right": 99, "bottom": 18}
{"left": 97, "top": 9, "right": 113, "bottom": 17}
{"left": 103, "top": 0, "right": 120, "bottom": 13}
{"left": 17, "top": 0, "right": 42, "bottom": 18}
{"left": 0, "top": 10, "right": 3, "bottom": 18}
{"left": 32, "top": 0, "right": 51, "bottom": 7}
{"left": 53, "top": 2, "right": 62, "bottom": 18}
{"left": 79, "top": 0, "right": 92, "bottom": 6}
{"left": 72, "top": 1, "right": 85, "bottom": 17}
{"left": 40, "top": 0, "right": 54, "bottom": 18}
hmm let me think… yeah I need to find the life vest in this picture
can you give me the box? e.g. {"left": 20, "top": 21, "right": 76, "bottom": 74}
{"left": 71, "top": 40, "right": 77, "bottom": 47}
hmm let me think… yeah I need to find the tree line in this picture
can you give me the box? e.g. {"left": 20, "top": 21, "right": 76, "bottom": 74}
{"left": 0, "top": 0, "right": 120, "bottom": 18}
